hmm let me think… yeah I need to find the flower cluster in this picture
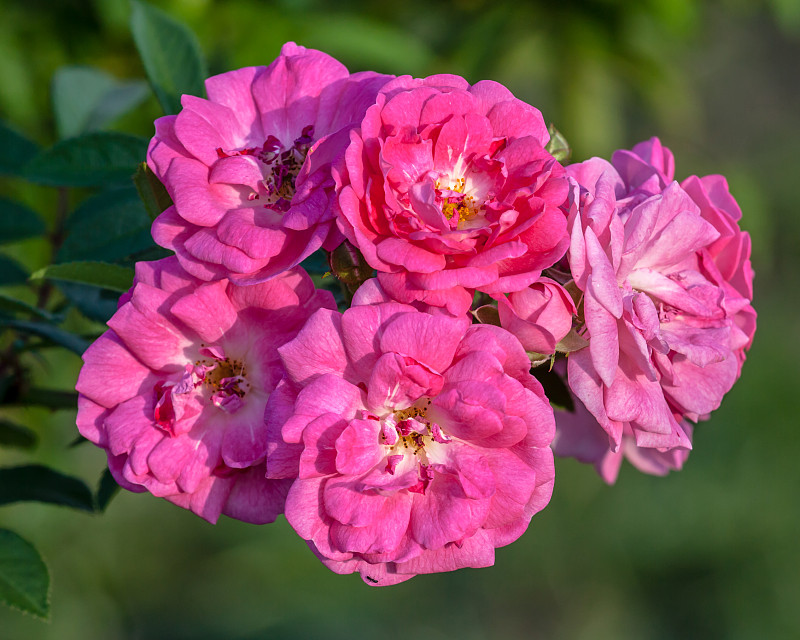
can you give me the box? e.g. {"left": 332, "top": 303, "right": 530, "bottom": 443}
{"left": 76, "top": 44, "right": 755, "bottom": 585}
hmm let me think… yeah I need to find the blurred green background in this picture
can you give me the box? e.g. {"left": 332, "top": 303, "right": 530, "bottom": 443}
{"left": 1, "top": 0, "right": 799, "bottom": 638}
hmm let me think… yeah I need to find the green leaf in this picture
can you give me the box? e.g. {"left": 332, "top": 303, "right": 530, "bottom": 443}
{"left": 52, "top": 66, "right": 149, "bottom": 139}
{"left": 95, "top": 468, "right": 120, "bottom": 512}
{"left": 0, "top": 319, "right": 90, "bottom": 356}
{"left": 91, "top": 82, "right": 151, "bottom": 129}
{"left": 554, "top": 328, "right": 589, "bottom": 354}
{"left": 0, "top": 465, "right": 95, "bottom": 512}
{"left": 15, "top": 388, "right": 79, "bottom": 411}
{"left": 69, "top": 435, "right": 88, "bottom": 448}
{"left": 546, "top": 123, "right": 572, "bottom": 163}
{"left": 0, "top": 198, "right": 46, "bottom": 245}
{"left": 0, "top": 121, "right": 39, "bottom": 178}
{"left": 55, "top": 281, "right": 122, "bottom": 324}
{"left": 57, "top": 186, "right": 155, "bottom": 263}
{"left": 302, "top": 249, "right": 331, "bottom": 276}
{"left": 531, "top": 364, "right": 575, "bottom": 413}
{"left": 31, "top": 261, "right": 134, "bottom": 293}
{"left": 130, "top": 0, "right": 207, "bottom": 115}
{"left": 0, "top": 292, "right": 54, "bottom": 321}
{"left": 0, "top": 420, "right": 37, "bottom": 450}
{"left": 0, "top": 255, "right": 28, "bottom": 286}
{"left": 24, "top": 132, "right": 148, "bottom": 187}
{"left": 0, "top": 529, "right": 50, "bottom": 619}
{"left": 133, "top": 162, "right": 173, "bottom": 220}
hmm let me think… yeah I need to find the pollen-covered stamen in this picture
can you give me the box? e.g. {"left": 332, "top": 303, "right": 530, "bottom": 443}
{"left": 434, "top": 176, "right": 481, "bottom": 228}
{"left": 380, "top": 399, "right": 449, "bottom": 494}
{"left": 193, "top": 347, "right": 250, "bottom": 415}
{"left": 216, "top": 126, "right": 316, "bottom": 212}
{"left": 261, "top": 125, "right": 315, "bottom": 211}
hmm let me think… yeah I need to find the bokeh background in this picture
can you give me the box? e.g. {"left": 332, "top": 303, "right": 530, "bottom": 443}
{"left": 1, "top": 0, "right": 799, "bottom": 638}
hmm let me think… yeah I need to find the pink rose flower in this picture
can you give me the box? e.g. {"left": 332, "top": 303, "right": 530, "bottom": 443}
{"left": 557, "top": 138, "right": 755, "bottom": 482}
{"left": 612, "top": 139, "right": 756, "bottom": 368}
{"left": 495, "top": 278, "right": 576, "bottom": 355}
{"left": 335, "top": 74, "right": 570, "bottom": 316}
{"left": 76, "top": 257, "right": 335, "bottom": 522}
{"left": 148, "top": 42, "right": 391, "bottom": 284}
{"left": 266, "top": 302, "right": 555, "bottom": 585}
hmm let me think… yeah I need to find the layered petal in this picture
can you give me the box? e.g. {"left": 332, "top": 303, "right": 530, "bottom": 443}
{"left": 273, "top": 302, "right": 555, "bottom": 584}
{"left": 76, "top": 257, "right": 333, "bottom": 522}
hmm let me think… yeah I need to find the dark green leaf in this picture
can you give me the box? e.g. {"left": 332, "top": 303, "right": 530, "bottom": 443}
{"left": 1, "top": 319, "right": 89, "bottom": 355}
{"left": 302, "top": 249, "right": 331, "bottom": 276}
{"left": 0, "top": 255, "right": 29, "bottom": 286}
{"left": 133, "top": 162, "right": 173, "bottom": 220}
{"left": 531, "top": 364, "right": 575, "bottom": 413}
{"left": 53, "top": 66, "right": 116, "bottom": 139}
{"left": 0, "top": 465, "right": 94, "bottom": 512}
{"left": 95, "top": 469, "right": 120, "bottom": 512}
{"left": 89, "top": 81, "right": 150, "bottom": 130}
{"left": 57, "top": 186, "right": 155, "bottom": 263}
{"left": 0, "top": 293, "right": 54, "bottom": 321}
{"left": 69, "top": 435, "right": 88, "bottom": 448}
{"left": 125, "top": 245, "right": 171, "bottom": 263}
{"left": 310, "top": 273, "right": 347, "bottom": 313}
{"left": 55, "top": 281, "right": 123, "bottom": 324}
{"left": 0, "top": 121, "right": 39, "bottom": 178}
{"left": 546, "top": 123, "right": 572, "bottom": 163}
{"left": 555, "top": 328, "right": 589, "bottom": 354}
{"left": 130, "top": 0, "right": 207, "bottom": 115}
{"left": 0, "top": 198, "right": 46, "bottom": 245}
{"left": 31, "top": 261, "right": 134, "bottom": 293}
{"left": 52, "top": 66, "right": 149, "bottom": 139}
{"left": 0, "top": 420, "right": 37, "bottom": 450}
{"left": 24, "top": 132, "right": 148, "bottom": 187}
{"left": 0, "top": 529, "right": 50, "bottom": 619}
{"left": 14, "top": 388, "right": 79, "bottom": 411}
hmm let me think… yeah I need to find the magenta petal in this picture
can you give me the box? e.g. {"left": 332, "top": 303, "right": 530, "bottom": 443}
{"left": 299, "top": 413, "right": 349, "bottom": 479}
{"left": 409, "top": 474, "right": 491, "bottom": 550}
{"left": 285, "top": 477, "right": 338, "bottom": 551}
{"left": 77, "top": 332, "right": 154, "bottom": 408}
{"left": 107, "top": 287, "right": 189, "bottom": 371}
{"left": 366, "top": 352, "right": 444, "bottom": 412}
{"left": 335, "top": 419, "right": 384, "bottom": 476}
{"left": 397, "top": 529, "right": 496, "bottom": 576}
{"left": 282, "top": 374, "right": 363, "bottom": 443}
{"left": 221, "top": 413, "right": 268, "bottom": 468}
{"left": 169, "top": 279, "right": 238, "bottom": 344}
{"left": 223, "top": 467, "right": 291, "bottom": 524}
{"left": 279, "top": 309, "right": 347, "bottom": 385}
{"left": 329, "top": 492, "right": 412, "bottom": 555}
{"left": 379, "top": 312, "right": 466, "bottom": 373}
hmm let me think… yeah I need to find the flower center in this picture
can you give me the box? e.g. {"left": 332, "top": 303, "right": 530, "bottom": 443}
{"left": 216, "top": 125, "right": 315, "bottom": 212}
{"left": 373, "top": 399, "right": 451, "bottom": 494}
{"left": 194, "top": 351, "right": 250, "bottom": 413}
{"left": 153, "top": 347, "right": 252, "bottom": 435}
{"left": 435, "top": 176, "right": 481, "bottom": 229}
